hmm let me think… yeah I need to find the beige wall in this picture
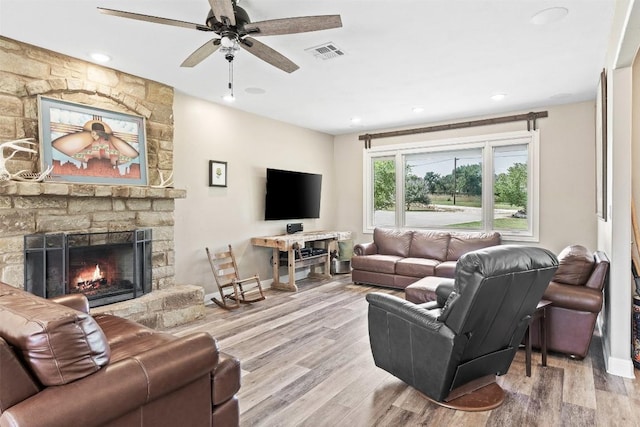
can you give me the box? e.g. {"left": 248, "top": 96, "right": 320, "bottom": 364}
{"left": 173, "top": 94, "right": 599, "bottom": 296}
{"left": 333, "top": 101, "right": 597, "bottom": 254}
{"left": 172, "top": 91, "right": 335, "bottom": 295}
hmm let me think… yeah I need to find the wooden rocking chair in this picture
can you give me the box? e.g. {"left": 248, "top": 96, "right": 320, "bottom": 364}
{"left": 206, "top": 245, "right": 266, "bottom": 309}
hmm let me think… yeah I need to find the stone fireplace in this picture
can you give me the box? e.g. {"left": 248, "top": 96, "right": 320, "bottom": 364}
{"left": 25, "top": 229, "right": 152, "bottom": 307}
{"left": 0, "top": 181, "right": 204, "bottom": 328}
{"left": 0, "top": 36, "right": 205, "bottom": 329}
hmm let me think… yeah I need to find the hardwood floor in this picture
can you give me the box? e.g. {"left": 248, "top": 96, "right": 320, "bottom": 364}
{"left": 166, "top": 275, "right": 640, "bottom": 427}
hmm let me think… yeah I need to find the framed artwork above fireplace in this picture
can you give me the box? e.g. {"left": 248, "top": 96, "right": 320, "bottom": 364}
{"left": 37, "top": 96, "right": 148, "bottom": 186}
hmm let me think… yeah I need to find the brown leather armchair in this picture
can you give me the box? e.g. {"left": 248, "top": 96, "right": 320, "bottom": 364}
{"left": 529, "top": 245, "right": 610, "bottom": 359}
{"left": 0, "top": 281, "right": 240, "bottom": 427}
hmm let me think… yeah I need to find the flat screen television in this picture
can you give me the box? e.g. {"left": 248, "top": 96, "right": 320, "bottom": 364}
{"left": 264, "top": 168, "right": 322, "bottom": 220}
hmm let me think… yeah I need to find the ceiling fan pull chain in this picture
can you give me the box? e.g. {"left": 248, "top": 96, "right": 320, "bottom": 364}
{"left": 228, "top": 58, "right": 234, "bottom": 97}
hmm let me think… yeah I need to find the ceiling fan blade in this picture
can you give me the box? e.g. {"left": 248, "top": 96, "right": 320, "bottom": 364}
{"left": 244, "top": 15, "right": 342, "bottom": 37}
{"left": 98, "top": 7, "right": 211, "bottom": 32}
{"left": 240, "top": 37, "right": 299, "bottom": 73}
{"left": 209, "top": 0, "right": 236, "bottom": 26}
{"left": 181, "top": 39, "right": 221, "bottom": 67}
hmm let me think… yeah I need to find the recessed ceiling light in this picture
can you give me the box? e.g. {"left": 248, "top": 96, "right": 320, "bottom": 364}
{"left": 491, "top": 93, "right": 507, "bottom": 101}
{"left": 222, "top": 94, "right": 235, "bottom": 102}
{"left": 245, "top": 87, "right": 266, "bottom": 95}
{"left": 90, "top": 52, "right": 111, "bottom": 63}
{"left": 549, "top": 93, "right": 572, "bottom": 100}
{"left": 350, "top": 117, "right": 361, "bottom": 124}
{"left": 412, "top": 106, "right": 424, "bottom": 113}
{"left": 530, "top": 7, "right": 569, "bottom": 25}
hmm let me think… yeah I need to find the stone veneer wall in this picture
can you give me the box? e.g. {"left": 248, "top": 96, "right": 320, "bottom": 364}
{"left": 0, "top": 36, "right": 204, "bottom": 328}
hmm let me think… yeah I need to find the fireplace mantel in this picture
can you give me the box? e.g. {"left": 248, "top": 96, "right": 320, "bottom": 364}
{"left": 0, "top": 181, "right": 186, "bottom": 200}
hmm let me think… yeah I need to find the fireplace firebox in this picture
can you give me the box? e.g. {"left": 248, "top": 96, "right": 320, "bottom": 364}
{"left": 24, "top": 229, "right": 152, "bottom": 307}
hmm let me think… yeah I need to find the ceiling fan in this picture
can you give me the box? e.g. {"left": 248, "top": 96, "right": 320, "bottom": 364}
{"left": 98, "top": 0, "right": 342, "bottom": 73}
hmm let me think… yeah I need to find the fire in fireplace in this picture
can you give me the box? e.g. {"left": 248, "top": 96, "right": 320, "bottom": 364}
{"left": 24, "top": 229, "right": 152, "bottom": 307}
{"left": 75, "top": 263, "right": 107, "bottom": 291}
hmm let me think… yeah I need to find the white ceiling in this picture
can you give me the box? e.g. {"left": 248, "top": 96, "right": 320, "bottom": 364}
{"left": 0, "top": 0, "right": 616, "bottom": 135}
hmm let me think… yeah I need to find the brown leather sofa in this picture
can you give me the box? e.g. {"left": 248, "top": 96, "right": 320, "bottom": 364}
{"left": 352, "top": 227, "right": 501, "bottom": 289}
{"left": 0, "top": 281, "right": 240, "bottom": 427}
{"left": 529, "top": 245, "right": 610, "bottom": 359}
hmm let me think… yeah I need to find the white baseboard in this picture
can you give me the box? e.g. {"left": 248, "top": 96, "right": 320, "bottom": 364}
{"left": 204, "top": 267, "right": 317, "bottom": 304}
{"left": 599, "top": 321, "right": 636, "bottom": 378}
{"left": 606, "top": 355, "right": 636, "bottom": 378}
{"left": 204, "top": 278, "right": 274, "bottom": 305}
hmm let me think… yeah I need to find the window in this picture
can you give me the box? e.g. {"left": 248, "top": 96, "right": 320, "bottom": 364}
{"left": 372, "top": 157, "right": 396, "bottom": 227}
{"left": 404, "top": 148, "right": 483, "bottom": 229}
{"left": 363, "top": 131, "right": 539, "bottom": 240}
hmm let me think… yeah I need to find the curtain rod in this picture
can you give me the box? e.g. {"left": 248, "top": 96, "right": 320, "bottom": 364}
{"left": 359, "top": 111, "right": 548, "bottom": 148}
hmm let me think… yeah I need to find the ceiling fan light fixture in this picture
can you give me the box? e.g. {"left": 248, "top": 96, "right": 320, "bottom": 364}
{"left": 221, "top": 36, "right": 236, "bottom": 49}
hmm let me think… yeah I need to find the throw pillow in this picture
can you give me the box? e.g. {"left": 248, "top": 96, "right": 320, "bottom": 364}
{"left": 552, "top": 245, "right": 595, "bottom": 285}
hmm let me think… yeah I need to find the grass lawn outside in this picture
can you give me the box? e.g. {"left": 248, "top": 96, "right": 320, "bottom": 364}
{"left": 447, "top": 217, "right": 528, "bottom": 230}
{"left": 425, "top": 194, "right": 521, "bottom": 210}
{"left": 429, "top": 194, "right": 481, "bottom": 208}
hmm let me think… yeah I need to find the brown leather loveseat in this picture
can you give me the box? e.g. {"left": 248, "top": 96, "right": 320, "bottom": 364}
{"left": 529, "top": 245, "right": 610, "bottom": 359}
{"left": 0, "top": 281, "right": 240, "bottom": 427}
{"left": 351, "top": 227, "right": 501, "bottom": 289}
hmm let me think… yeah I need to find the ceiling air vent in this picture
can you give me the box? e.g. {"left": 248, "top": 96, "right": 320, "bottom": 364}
{"left": 305, "top": 42, "right": 345, "bottom": 60}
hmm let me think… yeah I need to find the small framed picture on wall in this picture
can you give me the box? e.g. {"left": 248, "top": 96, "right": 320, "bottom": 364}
{"left": 209, "top": 160, "right": 227, "bottom": 187}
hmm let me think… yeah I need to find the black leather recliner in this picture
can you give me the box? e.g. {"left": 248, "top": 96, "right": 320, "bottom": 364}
{"left": 366, "top": 245, "right": 558, "bottom": 408}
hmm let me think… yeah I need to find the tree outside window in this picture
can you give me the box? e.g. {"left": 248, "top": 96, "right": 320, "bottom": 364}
{"left": 364, "top": 133, "right": 536, "bottom": 239}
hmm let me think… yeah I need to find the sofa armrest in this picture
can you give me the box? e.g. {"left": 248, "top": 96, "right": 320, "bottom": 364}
{"left": 435, "top": 281, "right": 455, "bottom": 307}
{"left": 354, "top": 242, "right": 378, "bottom": 256}
{"left": 49, "top": 294, "right": 90, "bottom": 314}
{"left": 584, "top": 251, "right": 609, "bottom": 291}
{"left": 366, "top": 292, "right": 444, "bottom": 332}
{"left": 0, "top": 332, "right": 218, "bottom": 427}
{"left": 131, "top": 332, "right": 219, "bottom": 401}
{"left": 542, "top": 282, "right": 603, "bottom": 313}
{"left": 212, "top": 352, "right": 241, "bottom": 406}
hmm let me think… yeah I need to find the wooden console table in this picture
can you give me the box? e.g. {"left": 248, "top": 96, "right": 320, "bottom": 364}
{"left": 251, "top": 231, "right": 352, "bottom": 291}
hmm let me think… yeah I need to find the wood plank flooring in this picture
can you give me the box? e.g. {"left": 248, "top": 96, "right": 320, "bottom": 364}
{"left": 166, "top": 276, "right": 640, "bottom": 427}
